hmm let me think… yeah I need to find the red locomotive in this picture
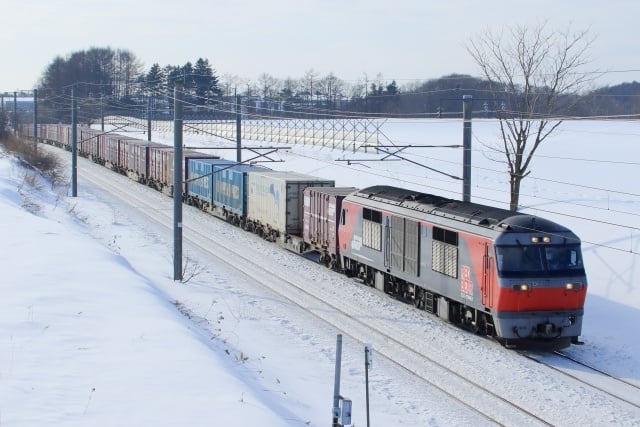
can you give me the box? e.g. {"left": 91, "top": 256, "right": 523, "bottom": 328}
{"left": 337, "top": 186, "right": 587, "bottom": 349}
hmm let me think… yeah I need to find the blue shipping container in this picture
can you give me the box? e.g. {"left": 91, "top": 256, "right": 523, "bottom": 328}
{"left": 187, "top": 158, "right": 236, "bottom": 204}
{"left": 212, "top": 163, "right": 270, "bottom": 216}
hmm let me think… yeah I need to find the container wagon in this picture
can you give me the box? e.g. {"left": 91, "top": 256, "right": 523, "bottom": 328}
{"left": 246, "top": 170, "right": 334, "bottom": 249}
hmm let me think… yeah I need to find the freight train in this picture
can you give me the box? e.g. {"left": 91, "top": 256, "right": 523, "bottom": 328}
{"left": 21, "top": 123, "right": 588, "bottom": 350}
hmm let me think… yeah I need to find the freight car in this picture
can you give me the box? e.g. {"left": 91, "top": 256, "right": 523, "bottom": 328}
{"left": 245, "top": 170, "right": 334, "bottom": 248}
{"left": 78, "top": 127, "right": 102, "bottom": 161}
{"left": 302, "top": 186, "right": 357, "bottom": 268}
{"left": 185, "top": 158, "right": 269, "bottom": 227}
{"left": 337, "top": 186, "right": 587, "bottom": 349}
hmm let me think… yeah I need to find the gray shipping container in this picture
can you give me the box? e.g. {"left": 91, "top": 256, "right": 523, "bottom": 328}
{"left": 247, "top": 171, "right": 334, "bottom": 236}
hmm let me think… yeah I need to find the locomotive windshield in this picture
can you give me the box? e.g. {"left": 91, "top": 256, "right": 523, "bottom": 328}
{"left": 496, "top": 244, "right": 585, "bottom": 277}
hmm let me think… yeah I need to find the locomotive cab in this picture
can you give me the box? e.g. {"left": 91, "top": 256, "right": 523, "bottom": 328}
{"left": 491, "top": 216, "right": 588, "bottom": 348}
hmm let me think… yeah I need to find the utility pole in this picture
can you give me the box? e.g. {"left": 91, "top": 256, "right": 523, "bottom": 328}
{"left": 71, "top": 85, "right": 78, "bottom": 197}
{"left": 173, "top": 81, "right": 184, "bottom": 281}
{"left": 147, "top": 94, "right": 152, "bottom": 141}
{"left": 13, "top": 91, "right": 17, "bottom": 135}
{"left": 462, "top": 95, "right": 472, "bottom": 202}
{"left": 235, "top": 90, "right": 241, "bottom": 162}
{"left": 33, "top": 89, "right": 38, "bottom": 159}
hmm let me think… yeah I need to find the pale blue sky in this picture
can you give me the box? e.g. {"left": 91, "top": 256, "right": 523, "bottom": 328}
{"left": 2, "top": 0, "right": 639, "bottom": 90}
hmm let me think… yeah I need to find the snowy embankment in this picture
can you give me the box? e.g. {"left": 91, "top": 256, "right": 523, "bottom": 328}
{"left": 0, "top": 155, "right": 299, "bottom": 426}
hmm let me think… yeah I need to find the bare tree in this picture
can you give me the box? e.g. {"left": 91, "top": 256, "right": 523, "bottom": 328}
{"left": 467, "top": 22, "right": 594, "bottom": 211}
{"left": 319, "top": 73, "right": 345, "bottom": 107}
{"left": 280, "top": 77, "right": 299, "bottom": 100}
{"left": 113, "top": 49, "right": 143, "bottom": 99}
{"left": 219, "top": 73, "right": 241, "bottom": 97}
{"left": 301, "top": 69, "right": 319, "bottom": 105}
{"left": 257, "top": 73, "right": 280, "bottom": 99}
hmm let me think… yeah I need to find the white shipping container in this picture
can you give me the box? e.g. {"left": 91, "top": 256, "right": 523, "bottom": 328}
{"left": 247, "top": 171, "right": 334, "bottom": 235}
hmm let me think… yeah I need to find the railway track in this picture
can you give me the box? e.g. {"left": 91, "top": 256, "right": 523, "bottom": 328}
{"left": 42, "top": 144, "right": 640, "bottom": 426}
{"left": 520, "top": 350, "right": 640, "bottom": 410}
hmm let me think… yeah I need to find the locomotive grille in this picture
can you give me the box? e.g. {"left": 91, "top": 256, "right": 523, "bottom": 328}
{"left": 432, "top": 240, "right": 458, "bottom": 278}
{"left": 425, "top": 292, "right": 436, "bottom": 314}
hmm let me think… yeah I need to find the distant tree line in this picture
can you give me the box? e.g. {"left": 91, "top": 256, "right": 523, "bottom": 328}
{"left": 34, "top": 47, "right": 640, "bottom": 123}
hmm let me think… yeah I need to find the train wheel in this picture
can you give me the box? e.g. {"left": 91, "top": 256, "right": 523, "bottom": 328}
{"left": 320, "top": 252, "right": 331, "bottom": 267}
{"left": 342, "top": 258, "right": 355, "bottom": 277}
{"left": 475, "top": 312, "right": 489, "bottom": 336}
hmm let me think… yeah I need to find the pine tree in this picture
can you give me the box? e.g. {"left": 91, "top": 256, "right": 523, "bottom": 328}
{"left": 145, "top": 63, "right": 165, "bottom": 93}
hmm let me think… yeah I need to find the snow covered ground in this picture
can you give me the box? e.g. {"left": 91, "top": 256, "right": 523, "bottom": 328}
{"left": 1, "top": 119, "right": 639, "bottom": 426}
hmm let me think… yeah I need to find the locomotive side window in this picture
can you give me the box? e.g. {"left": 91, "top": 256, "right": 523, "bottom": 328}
{"left": 363, "top": 208, "right": 382, "bottom": 223}
{"left": 432, "top": 226, "right": 458, "bottom": 278}
{"left": 362, "top": 208, "right": 382, "bottom": 251}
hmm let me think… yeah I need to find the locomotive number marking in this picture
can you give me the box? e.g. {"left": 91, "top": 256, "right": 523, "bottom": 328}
{"left": 460, "top": 265, "right": 474, "bottom": 301}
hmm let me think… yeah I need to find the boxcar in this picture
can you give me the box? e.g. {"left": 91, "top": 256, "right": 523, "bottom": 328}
{"left": 102, "top": 134, "right": 121, "bottom": 169}
{"left": 303, "top": 187, "right": 357, "bottom": 267}
{"left": 148, "top": 146, "right": 174, "bottom": 192}
{"left": 78, "top": 127, "right": 102, "bottom": 160}
{"left": 54, "top": 124, "right": 72, "bottom": 150}
{"left": 129, "top": 140, "right": 166, "bottom": 183}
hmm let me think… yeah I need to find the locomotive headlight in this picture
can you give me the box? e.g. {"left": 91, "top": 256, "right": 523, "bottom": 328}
{"left": 513, "top": 283, "right": 529, "bottom": 292}
{"left": 543, "top": 236, "right": 551, "bottom": 243}
{"left": 531, "top": 236, "right": 540, "bottom": 243}
{"left": 565, "top": 282, "right": 582, "bottom": 291}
